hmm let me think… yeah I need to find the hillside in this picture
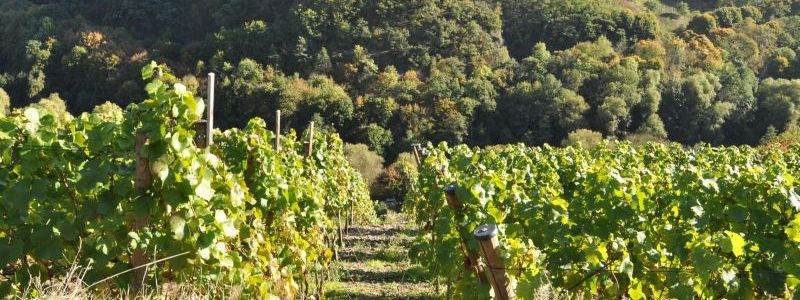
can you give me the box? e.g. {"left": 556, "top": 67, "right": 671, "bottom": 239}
{"left": 2, "top": 0, "right": 800, "bottom": 161}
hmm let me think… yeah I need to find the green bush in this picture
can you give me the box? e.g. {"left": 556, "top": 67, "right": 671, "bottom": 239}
{"left": 343, "top": 143, "right": 385, "bottom": 186}
{"left": 562, "top": 129, "right": 604, "bottom": 148}
{"left": 688, "top": 13, "right": 718, "bottom": 34}
{"left": 374, "top": 200, "right": 389, "bottom": 218}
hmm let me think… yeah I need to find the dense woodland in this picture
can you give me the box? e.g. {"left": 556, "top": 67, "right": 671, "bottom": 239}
{"left": 2, "top": 0, "right": 800, "bottom": 162}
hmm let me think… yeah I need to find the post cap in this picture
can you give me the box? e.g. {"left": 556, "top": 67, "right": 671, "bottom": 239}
{"left": 474, "top": 224, "right": 498, "bottom": 240}
{"left": 444, "top": 183, "right": 457, "bottom": 195}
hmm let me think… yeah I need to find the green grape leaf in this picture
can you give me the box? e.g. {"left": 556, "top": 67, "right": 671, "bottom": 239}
{"left": 145, "top": 79, "right": 164, "bottom": 95}
{"left": 720, "top": 231, "right": 746, "bottom": 257}
{"left": 169, "top": 215, "right": 186, "bottom": 240}
{"left": 628, "top": 280, "right": 645, "bottom": 300}
{"left": 692, "top": 247, "right": 722, "bottom": 282}
{"left": 196, "top": 178, "right": 214, "bottom": 201}
{"left": 142, "top": 61, "right": 157, "bottom": 79}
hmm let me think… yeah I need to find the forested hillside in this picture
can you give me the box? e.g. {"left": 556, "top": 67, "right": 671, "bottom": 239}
{"left": 2, "top": 0, "right": 800, "bottom": 160}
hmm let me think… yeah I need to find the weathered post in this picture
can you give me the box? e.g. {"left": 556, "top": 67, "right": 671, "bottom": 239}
{"left": 132, "top": 130, "right": 152, "bottom": 291}
{"left": 275, "top": 110, "right": 281, "bottom": 152}
{"left": 474, "top": 224, "right": 514, "bottom": 300}
{"left": 444, "top": 184, "right": 485, "bottom": 281}
{"left": 411, "top": 143, "right": 421, "bottom": 165}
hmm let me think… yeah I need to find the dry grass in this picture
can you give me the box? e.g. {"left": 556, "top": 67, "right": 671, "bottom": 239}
{"left": 9, "top": 255, "right": 243, "bottom": 300}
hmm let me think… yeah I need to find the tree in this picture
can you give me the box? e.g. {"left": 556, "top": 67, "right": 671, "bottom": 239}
{"left": 633, "top": 40, "right": 667, "bottom": 70}
{"left": 360, "top": 96, "right": 398, "bottom": 127}
{"left": 356, "top": 123, "right": 394, "bottom": 155}
{"left": 591, "top": 58, "right": 642, "bottom": 136}
{"left": 688, "top": 13, "right": 718, "bottom": 34}
{"left": 501, "top": 0, "right": 657, "bottom": 57}
{"left": 222, "top": 58, "right": 276, "bottom": 127}
{"left": 518, "top": 43, "right": 552, "bottom": 82}
{"left": 25, "top": 39, "right": 52, "bottom": 99}
{"left": 497, "top": 74, "right": 588, "bottom": 144}
{"left": 213, "top": 20, "right": 274, "bottom": 65}
{"left": 282, "top": 75, "right": 355, "bottom": 130}
{"left": 714, "top": 7, "right": 744, "bottom": 27}
{"left": 660, "top": 72, "right": 732, "bottom": 144}
{"left": 757, "top": 78, "right": 800, "bottom": 132}
{"left": 717, "top": 60, "right": 759, "bottom": 143}
{"left": 764, "top": 47, "right": 797, "bottom": 78}
{"left": 312, "top": 47, "right": 332, "bottom": 75}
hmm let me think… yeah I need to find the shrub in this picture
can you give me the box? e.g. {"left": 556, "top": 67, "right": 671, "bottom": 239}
{"left": 343, "top": 143, "right": 385, "bottom": 186}
{"left": 562, "top": 129, "right": 604, "bottom": 148}
{"left": 688, "top": 13, "right": 718, "bottom": 34}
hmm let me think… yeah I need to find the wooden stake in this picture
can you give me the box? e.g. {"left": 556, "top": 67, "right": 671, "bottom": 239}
{"left": 474, "top": 224, "right": 514, "bottom": 300}
{"left": 444, "top": 184, "right": 485, "bottom": 281}
{"left": 306, "top": 121, "right": 315, "bottom": 157}
{"left": 132, "top": 130, "right": 152, "bottom": 291}
{"left": 412, "top": 144, "right": 421, "bottom": 165}
{"left": 206, "top": 72, "right": 215, "bottom": 147}
{"left": 275, "top": 110, "right": 281, "bottom": 152}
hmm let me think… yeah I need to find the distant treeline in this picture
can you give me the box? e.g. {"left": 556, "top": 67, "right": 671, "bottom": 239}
{"left": 2, "top": 0, "right": 800, "bottom": 160}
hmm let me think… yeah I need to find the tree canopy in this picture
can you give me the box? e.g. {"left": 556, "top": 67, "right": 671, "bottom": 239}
{"left": 2, "top": 0, "right": 800, "bottom": 159}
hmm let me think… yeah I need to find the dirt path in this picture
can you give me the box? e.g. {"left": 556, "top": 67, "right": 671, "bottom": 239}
{"left": 325, "top": 212, "right": 442, "bottom": 300}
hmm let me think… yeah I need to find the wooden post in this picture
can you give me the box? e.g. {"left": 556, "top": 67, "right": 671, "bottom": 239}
{"left": 206, "top": 72, "right": 215, "bottom": 147}
{"left": 132, "top": 130, "right": 152, "bottom": 291}
{"left": 306, "top": 121, "right": 314, "bottom": 157}
{"left": 444, "top": 184, "right": 485, "bottom": 281}
{"left": 337, "top": 210, "right": 345, "bottom": 248}
{"left": 274, "top": 110, "right": 281, "bottom": 152}
{"left": 412, "top": 144, "right": 421, "bottom": 165}
{"left": 474, "top": 224, "right": 514, "bottom": 300}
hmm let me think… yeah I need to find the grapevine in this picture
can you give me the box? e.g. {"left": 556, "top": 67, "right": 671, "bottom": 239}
{"left": 408, "top": 142, "right": 800, "bottom": 299}
{"left": 0, "top": 62, "right": 374, "bottom": 298}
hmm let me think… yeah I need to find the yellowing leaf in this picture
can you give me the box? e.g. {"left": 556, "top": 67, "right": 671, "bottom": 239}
{"left": 787, "top": 215, "right": 800, "bottom": 243}
{"left": 551, "top": 197, "right": 569, "bottom": 211}
{"left": 723, "top": 231, "right": 746, "bottom": 257}
{"left": 628, "top": 280, "right": 645, "bottom": 300}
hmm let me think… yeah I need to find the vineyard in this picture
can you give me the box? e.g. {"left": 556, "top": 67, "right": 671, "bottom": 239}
{"left": 0, "top": 62, "right": 374, "bottom": 298}
{"left": 2, "top": 62, "right": 800, "bottom": 300}
{"left": 407, "top": 142, "right": 800, "bottom": 299}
